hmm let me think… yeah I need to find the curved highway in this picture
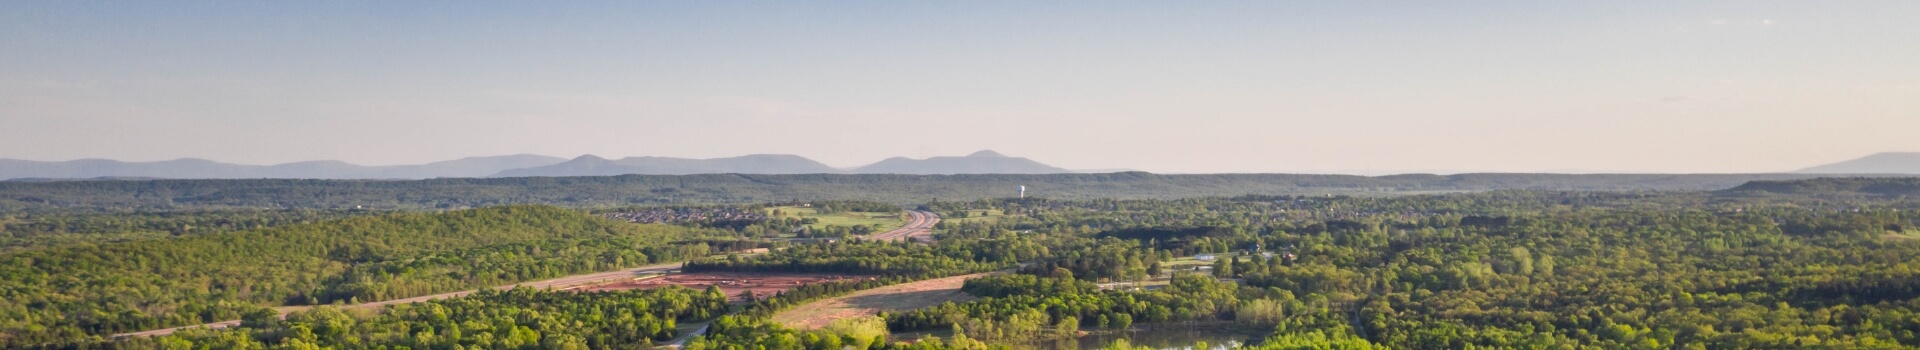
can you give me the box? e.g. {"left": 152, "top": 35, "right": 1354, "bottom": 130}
{"left": 867, "top": 210, "right": 939, "bottom": 241}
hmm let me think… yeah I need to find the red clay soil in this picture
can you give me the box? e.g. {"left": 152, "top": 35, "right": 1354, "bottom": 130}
{"left": 572, "top": 272, "right": 872, "bottom": 302}
{"left": 773, "top": 272, "right": 991, "bottom": 330}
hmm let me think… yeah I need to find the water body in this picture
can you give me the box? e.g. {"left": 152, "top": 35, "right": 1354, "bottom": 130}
{"left": 1019, "top": 327, "right": 1264, "bottom": 350}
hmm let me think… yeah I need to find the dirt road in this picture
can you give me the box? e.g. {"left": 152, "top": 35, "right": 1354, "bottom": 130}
{"left": 114, "top": 260, "right": 692, "bottom": 338}
{"left": 772, "top": 272, "right": 992, "bottom": 330}
{"left": 867, "top": 210, "right": 939, "bottom": 241}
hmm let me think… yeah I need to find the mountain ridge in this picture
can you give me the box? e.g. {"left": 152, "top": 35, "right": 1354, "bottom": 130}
{"left": 20, "top": 150, "right": 1907, "bottom": 179}
{"left": 490, "top": 154, "right": 841, "bottom": 177}
{"left": 2, "top": 151, "right": 1086, "bottom": 179}
{"left": 1796, "top": 152, "right": 1920, "bottom": 174}
{"left": 0, "top": 155, "right": 568, "bottom": 180}
{"left": 850, "top": 150, "right": 1072, "bottom": 175}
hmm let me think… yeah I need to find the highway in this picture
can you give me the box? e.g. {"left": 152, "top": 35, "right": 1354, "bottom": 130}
{"left": 866, "top": 210, "right": 939, "bottom": 241}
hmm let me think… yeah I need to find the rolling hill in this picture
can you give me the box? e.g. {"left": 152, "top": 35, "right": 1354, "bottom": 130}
{"left": 1721, "top": 177, "right": 1920, "bottom": 197}
{"left": 491, "top": 154, "right": 841, "bottom": 177}
{"left": 2, "top": 172, "right": 1883, "bottom": 213}
{"left": 0, "top": 151, "right": 1083, "bottom": 179}
{"left": 1796, "top": 152, "right": 1920, "bottom": 174}
{"left": 851, "top": 150, "right": 1072, "bottom": 174}
{"left": 0, "top": 155, "right": 566, "bottom": 180}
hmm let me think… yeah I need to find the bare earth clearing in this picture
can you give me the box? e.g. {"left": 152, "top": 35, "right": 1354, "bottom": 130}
{"left": 573, "top": 272, "right": 871, "bottom": 302}
{"left": 773, "top": 272, "right": 992, "bottom": 330}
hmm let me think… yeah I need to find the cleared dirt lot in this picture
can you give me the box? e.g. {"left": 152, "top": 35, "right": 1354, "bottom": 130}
{"left": 773, "top": 272, "right": 992, "bottom": 330}
{"left": 574, "top": 272, "right": 871, "bottom": 302}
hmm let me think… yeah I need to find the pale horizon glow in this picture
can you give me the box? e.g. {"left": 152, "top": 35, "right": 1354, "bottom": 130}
{"left": 3, "top": 2, "right": 1917, "bottom": 174}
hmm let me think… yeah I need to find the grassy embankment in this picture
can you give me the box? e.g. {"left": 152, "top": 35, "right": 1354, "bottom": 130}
{"left": 763, "top": 206, "right": 906, "bottom": 237}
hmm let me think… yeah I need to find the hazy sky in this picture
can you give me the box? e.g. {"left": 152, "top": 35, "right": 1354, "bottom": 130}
{"left": 3, "top": 2, "right": 1916, "bottom": 174}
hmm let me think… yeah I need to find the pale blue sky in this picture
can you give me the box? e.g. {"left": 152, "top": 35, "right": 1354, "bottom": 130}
{"left": 3, "top": 1, "right": 1916, "bottom": 173}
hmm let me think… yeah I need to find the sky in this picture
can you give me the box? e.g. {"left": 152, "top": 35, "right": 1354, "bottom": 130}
{"left": 2, "top": 1, "right": 1917, "bottom": 174}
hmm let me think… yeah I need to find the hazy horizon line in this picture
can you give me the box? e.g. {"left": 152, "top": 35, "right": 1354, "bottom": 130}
{"left": 4, "top": 150, "right": 1902, "bottom": 176}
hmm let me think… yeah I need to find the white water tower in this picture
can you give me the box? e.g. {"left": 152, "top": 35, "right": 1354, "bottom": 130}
{"left": 1018, "top": 185, "right": 1026, "bottom": 198}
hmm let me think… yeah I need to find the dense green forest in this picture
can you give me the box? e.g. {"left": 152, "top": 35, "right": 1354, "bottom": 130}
{"left": 0, "top": 172, "right": 1873, "bottom": 214}
{"left": 686, "top": 191, "right": 1920, "bottom": 349}
{"left": 0, "top": 206, "right": 737, "bottom": 348}
{"left": 18, "top": 178, "right": 1920, "bottom": 349}
{"left": 118, "top": 286, "right": 730, "bottom": 349}
{"left": 0, "top": 209, "right": 368, "bottom": 254}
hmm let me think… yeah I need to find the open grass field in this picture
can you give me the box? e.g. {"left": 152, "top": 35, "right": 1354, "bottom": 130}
{"left": 940, "top": 209, "right": 1012, "bottom": 224}
{"left": 1162, "top": 256, "right": 1209, "bottom": 267}
{"left": 765, "top": 206, "right": 906, "bottom": 232}
{"left": 772, "top": 272, "right": 995, "bottom": 330}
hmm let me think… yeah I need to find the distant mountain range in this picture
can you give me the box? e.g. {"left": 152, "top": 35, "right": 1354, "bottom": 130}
{"left": 493, "top": 154, "right": 840, "bottom": 177}
{"left": 0, "top": 150, "right": 1080, "bottom": 180}
{"left": 1796, "top": 152, "right": 1920, "bottom": 174}
{"left": 0, "top": 155, "right": 567, "bottom": 180}
{"left": 7, "top": 151, "right": 1916, "bottom": 180}
{"left": 849, "top": 150, "right": 1070, "bottom": 175}
{"left": 496, "top": 150, "right": 1070, "bottom": 177}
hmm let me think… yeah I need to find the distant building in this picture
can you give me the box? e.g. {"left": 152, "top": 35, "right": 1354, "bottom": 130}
{"left": 1195, "top": 253, "right": 1216, "bottom": 261}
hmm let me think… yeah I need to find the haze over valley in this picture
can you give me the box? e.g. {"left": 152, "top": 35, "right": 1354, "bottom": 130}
{"left": 0, "top": 150, "right": 1090, "bottom": 180}
{"left": 5, "top": 150, "right": 1916, "bottom": 180}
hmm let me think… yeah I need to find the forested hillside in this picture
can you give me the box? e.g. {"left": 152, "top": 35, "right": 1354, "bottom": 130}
{"left": 911, "top": 196, "right": 1920, "bottom": 349}
{"left": 1723, "top": 177, "right": 1920, "bottom": 198}
{"left": 0, "top": 172, "right": 1875, "bottom": 214}
{"left": 0, "top": 205, "right": 732, "bottom": 347}
{"left": 0, "top": 209, "right": 367, "bottom": 254}
{"left": 117, "top": 287, "right": 731, "bottom": 349}
{"left": 27, "top": 190, "right": 1920, "bottom": 349}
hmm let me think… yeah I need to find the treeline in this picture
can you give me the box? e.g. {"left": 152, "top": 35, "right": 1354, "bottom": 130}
{"left": 732, "top": 218, "right": 881, "bottom": 239}
{"left": 886, "top": 274, "right": 1241, "bottom": 341}
{"left": 1723, "top": 177, "right": 1920, "bottom": 198}
{"left": 690, "top": 193, "right": 1920, "bottom": 349}
{"left": 0, "top": 172, "right": 1870, "bottom": 214}
{"left": 955, "top": 196, "right": 1920, "bottom": 348}
{"left": 0, "top": 208, "right": 367, "bottom": 253}
{"left": 0, "top": 205, "right": 735, "bottom": 348}
{"left": 799, "top": 200, "right": 900, "bottom": 214}
{"left": 110, "top": 286, "right": 729, "bottom": 349}
{"left": 690, "top": 315, "right": 900, "bottom": 350}
{"left": 1016, "top": 239, "right": 1164, "bottom": 282}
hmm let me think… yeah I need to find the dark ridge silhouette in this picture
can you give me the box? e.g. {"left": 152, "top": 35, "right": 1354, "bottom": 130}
{"left": 0, "top": 155, "right": 566, "bottom": 180}
{"left": 1796, "top": 152, "right": 1920, "bottom": 174}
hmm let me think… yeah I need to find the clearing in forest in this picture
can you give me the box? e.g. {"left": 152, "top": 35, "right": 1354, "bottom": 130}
{"left": 573, "top": 272, "right": 871, "bottom": 302}
{"left": 772, "top": 272, "right": 994, "bottom": 330}
{"left": 764, "top": 206, "right": 906, "bottom": 233}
